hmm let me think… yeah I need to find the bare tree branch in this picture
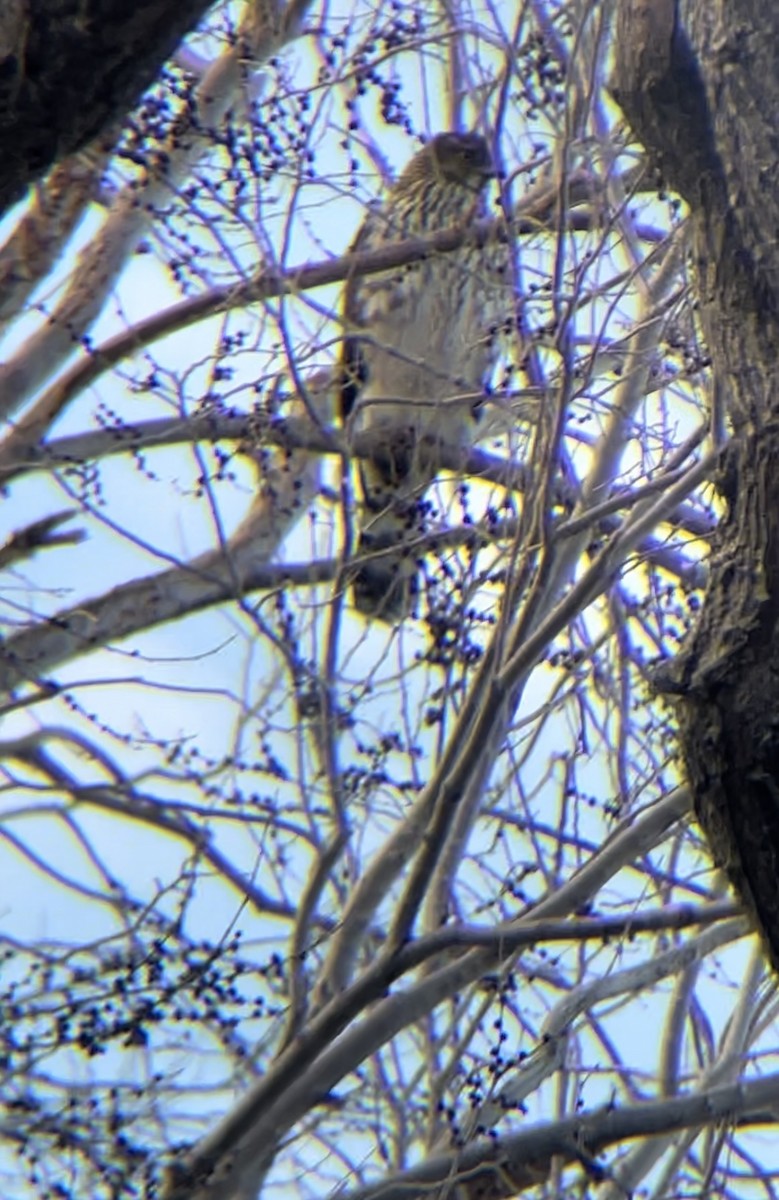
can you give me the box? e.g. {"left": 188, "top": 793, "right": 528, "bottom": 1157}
{"left": 0, "top": 0, "right": 316, "bottom": 419}
{"left": 328, "top": 1071, "right": 779, "bottom": 1200}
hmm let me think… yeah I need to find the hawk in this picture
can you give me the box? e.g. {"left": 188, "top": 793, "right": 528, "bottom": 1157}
{"left": 341, "top": 131, "right": 507, "bottom": 622}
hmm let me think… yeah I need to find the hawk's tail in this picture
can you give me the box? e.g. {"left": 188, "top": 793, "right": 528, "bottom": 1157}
{"left": 351, "top": 533, "right": 420, "bottom": 622}
{"left": 351, "top": 460, "right": 425, "bottom": 622}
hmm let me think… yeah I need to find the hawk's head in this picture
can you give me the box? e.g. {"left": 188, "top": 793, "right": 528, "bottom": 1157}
{"left": 399, "top": 132, "right": 495, "bottom": 191}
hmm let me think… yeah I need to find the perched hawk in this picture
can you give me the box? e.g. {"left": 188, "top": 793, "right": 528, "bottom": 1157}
{"left": 341, "top": 131, "right": 507, "bottom": 622}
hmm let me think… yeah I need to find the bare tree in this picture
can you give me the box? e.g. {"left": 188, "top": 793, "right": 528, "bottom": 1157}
{"left": 1, "top": 3, "right": 777, "bottom": 1200}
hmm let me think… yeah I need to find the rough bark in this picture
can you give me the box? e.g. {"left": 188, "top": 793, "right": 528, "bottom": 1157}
{"left": 613, "top": 1, "right": 779, "bottom": 968}
{"left": 0, "top": 0, "right": 214, "bottom": 217}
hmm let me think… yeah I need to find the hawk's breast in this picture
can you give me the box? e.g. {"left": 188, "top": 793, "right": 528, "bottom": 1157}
{"left": 358, "top": 246, "right": 502, "bottom": 443}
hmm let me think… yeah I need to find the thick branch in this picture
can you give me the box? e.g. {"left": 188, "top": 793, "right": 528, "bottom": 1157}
{"left": 0, "top": 0, "right": 214, "bottom": 216}
{"left": 614, "top": 0, "right": 779, "bottom": 970}
{"left": 333, "top": 1072, "right": 779, "bottom": 1200}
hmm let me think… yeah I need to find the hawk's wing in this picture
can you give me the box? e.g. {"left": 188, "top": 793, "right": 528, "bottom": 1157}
{"left": 340, "top": 202, "right": 420, "bottom": 419}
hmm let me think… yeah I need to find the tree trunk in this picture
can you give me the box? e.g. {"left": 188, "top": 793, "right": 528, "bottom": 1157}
{"left": 613, "top": 0, "right": 779, "bottom": 968}
{"left": 0, "top": 0, "right": 214, "bottom": 215}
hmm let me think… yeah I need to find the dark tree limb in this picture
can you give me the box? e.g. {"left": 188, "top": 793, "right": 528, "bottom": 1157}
{"left": 0, "top": 0, "right": 214, "bottom": 216}
{"left": 614, "top": 1, "right": 779, "bottom": 968}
